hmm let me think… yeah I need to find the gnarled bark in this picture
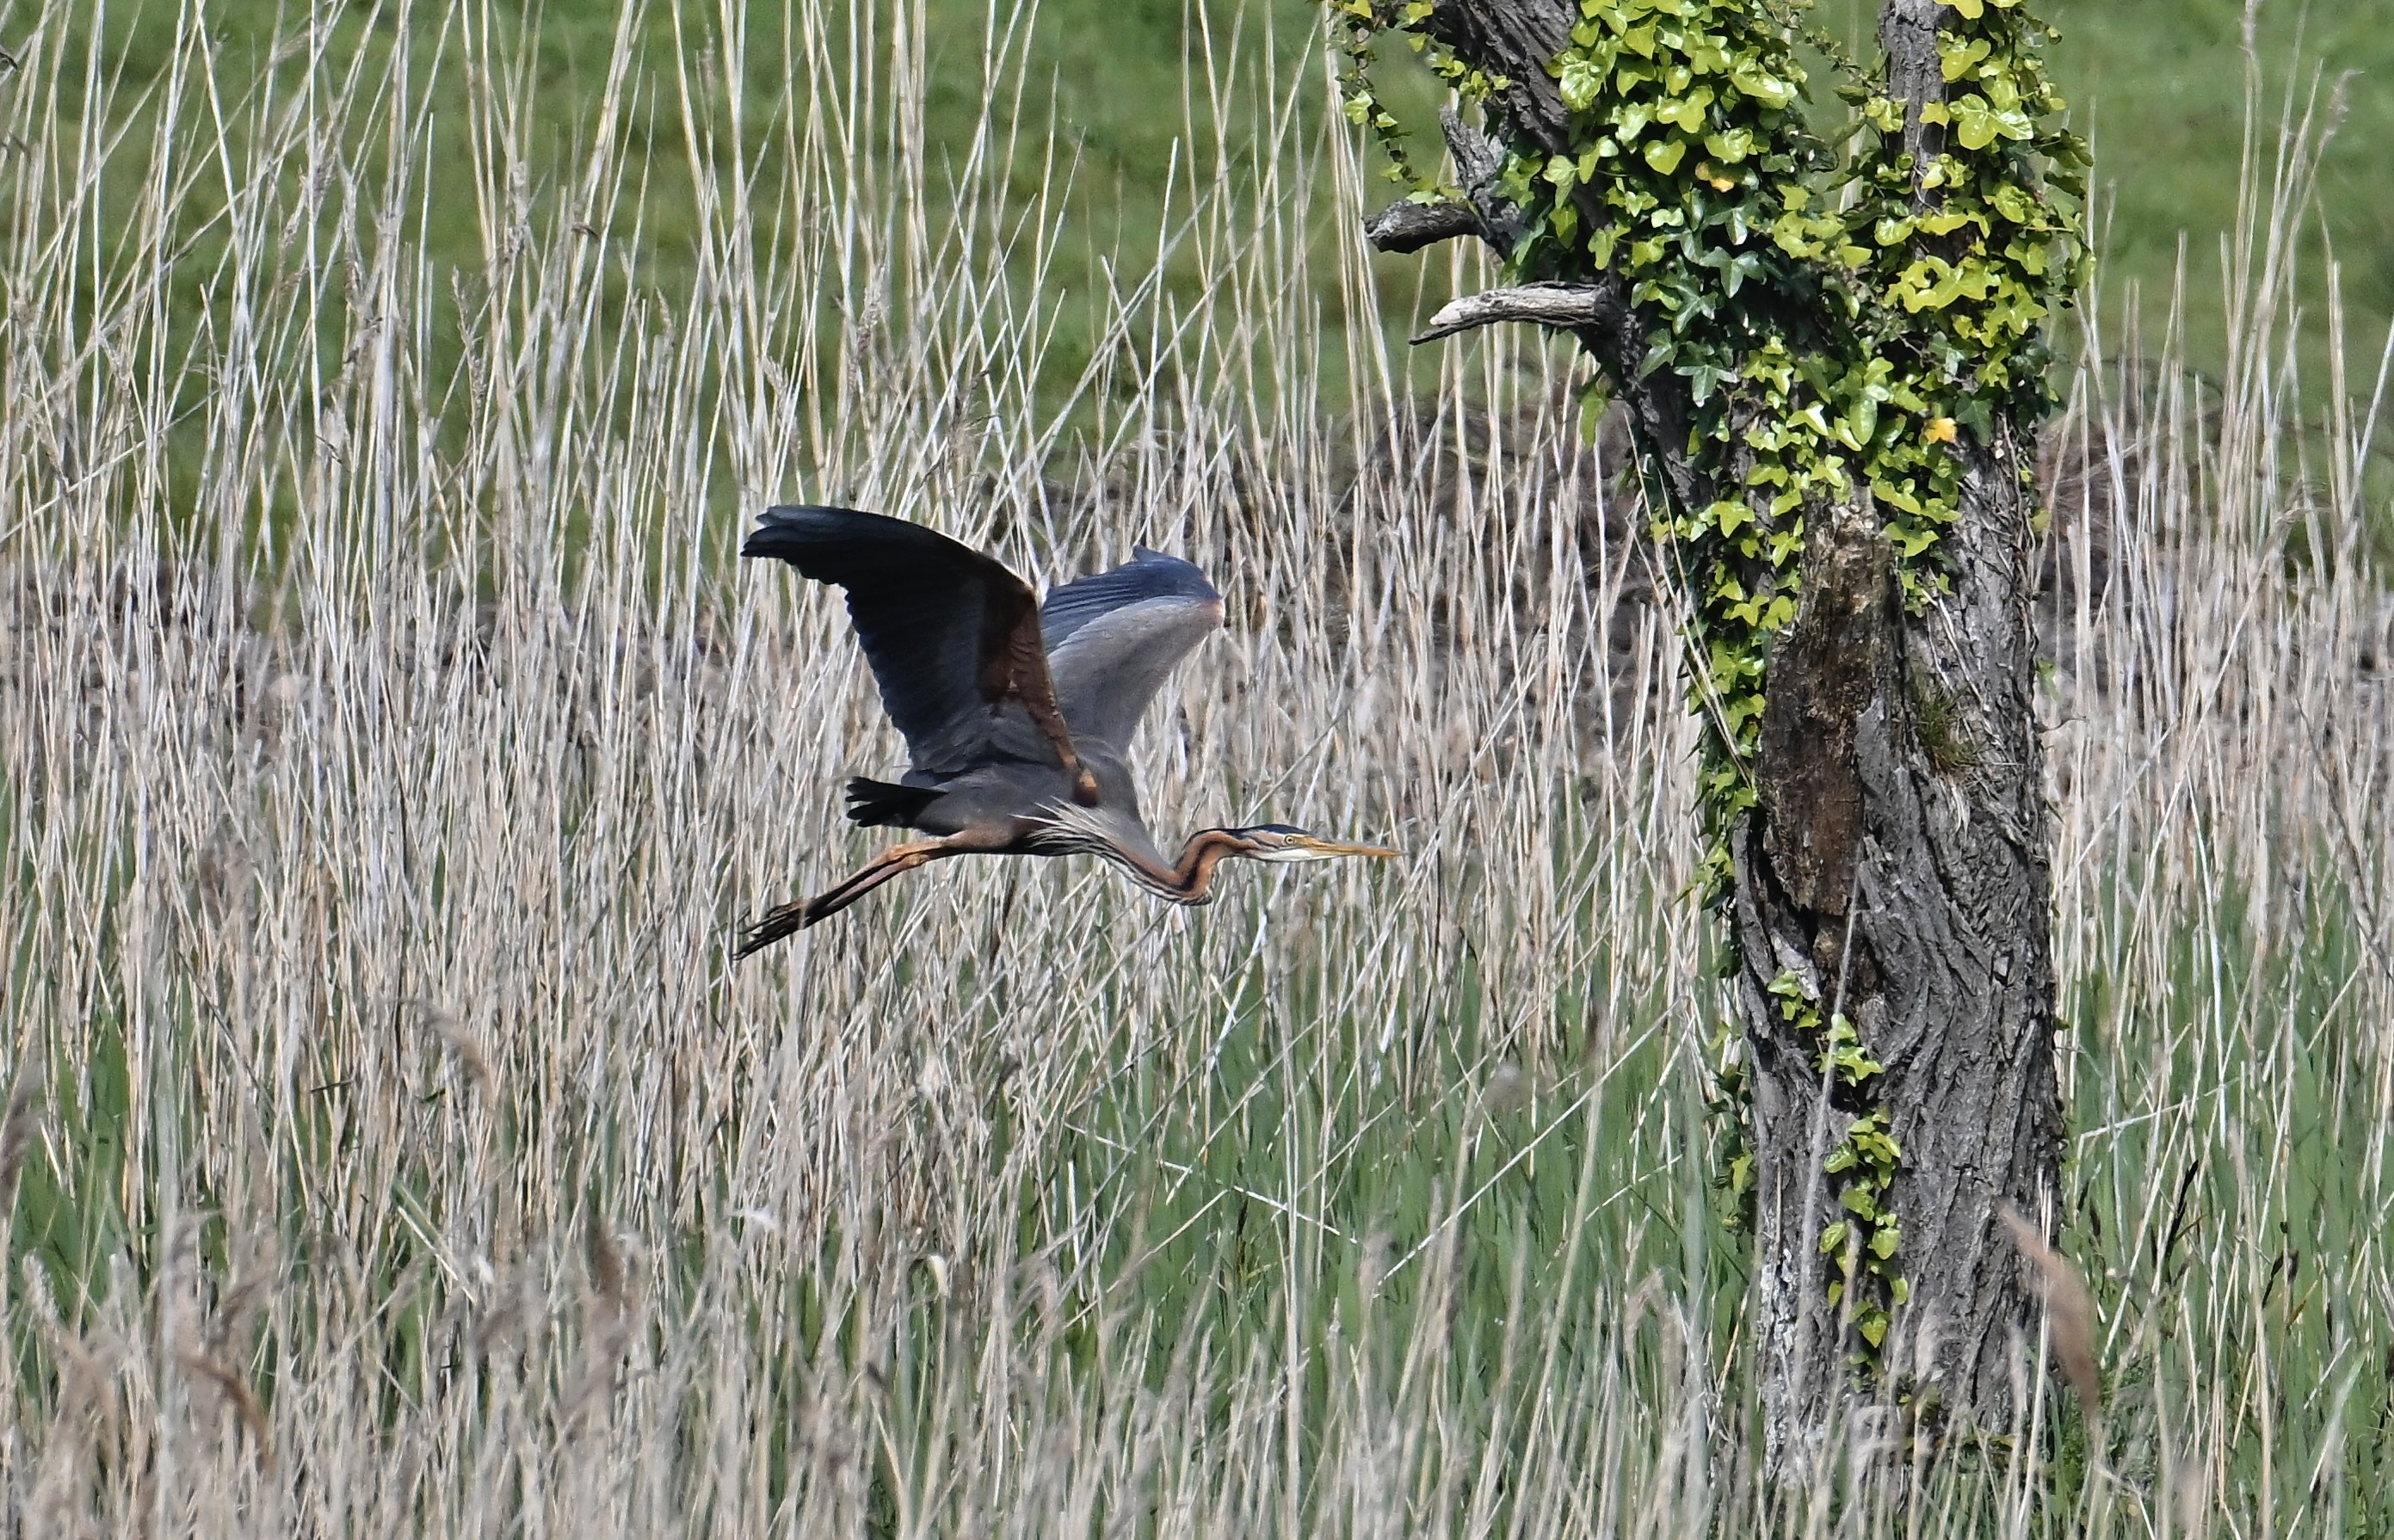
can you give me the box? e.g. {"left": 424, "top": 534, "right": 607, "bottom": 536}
{"left": 1730, "top": 457, "right": 2060, "bottom": 1463}
{"left": 1360, "top": 0, "right": 2064, "bottom": 1470}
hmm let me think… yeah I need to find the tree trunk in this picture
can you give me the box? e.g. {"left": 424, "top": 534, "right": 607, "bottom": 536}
{"left": 1362, "top": 0, "right": 2065, "bottom": 1469}
{"left": 1733, "top": 460, "right": 2061, "bottom": 1462}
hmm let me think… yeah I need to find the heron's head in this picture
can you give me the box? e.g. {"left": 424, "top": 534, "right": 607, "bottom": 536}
{"left": 1227, "top": 824, "right": 1401, "bottom": 864}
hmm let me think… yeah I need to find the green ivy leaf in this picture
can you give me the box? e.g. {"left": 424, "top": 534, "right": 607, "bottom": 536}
{"left": 1953, "top": 101, "right": 2000, "bottom": 151}
{"left": 1842, "top": 395, "right": 1880, "bottom": 448}
{"left": 1729, "top": 60, "right": 1797, "bottom": 110}
{"left": 1560, "top": 54, "right": 1607, "bottom": 111}
{"left": 1658, "top": 87, "right": 1714, "bottom": 130}
{"left": 1704, "top": 126, "right": 1755, "bottom": 163}
{"left": 1940, "top": 36, "right": 1993, "bottom": 82}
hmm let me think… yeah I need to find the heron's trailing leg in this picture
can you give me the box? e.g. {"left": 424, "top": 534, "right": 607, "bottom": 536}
{"left": 737, "top": 835, "right": 989, "bottom": 956}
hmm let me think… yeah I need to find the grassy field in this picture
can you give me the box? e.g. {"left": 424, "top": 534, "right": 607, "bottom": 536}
{"left": 74, "top": 0, "right": 1436, "bottom": 421}
{"left": 77, "top": 0, "right": 2391, "bottom": 407}
{"left": 3, "top": 0, "right": 2393, "bottom": 1533}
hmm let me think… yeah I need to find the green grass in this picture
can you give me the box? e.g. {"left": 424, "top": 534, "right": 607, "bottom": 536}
{"left": 2045, "top": 0, "right": 2394, "bottom": 376}
{"left": 81, "top": 0, "right": 2386, "bottom": 416}
{"left": 69, "top": 0, "right": 1447, "bottom": 432}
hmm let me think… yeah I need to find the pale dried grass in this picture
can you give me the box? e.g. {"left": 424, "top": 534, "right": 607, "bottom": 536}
{"left": 0, "top": 3, "right": 2386, "bottom": 1536}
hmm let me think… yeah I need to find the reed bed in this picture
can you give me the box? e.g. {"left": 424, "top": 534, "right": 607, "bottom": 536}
{"left": 0, "top": 1, "right": 2388, "bottom": 1533}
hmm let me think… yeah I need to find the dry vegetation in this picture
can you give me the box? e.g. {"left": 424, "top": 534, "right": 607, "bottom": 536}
{"left": 1, "top": 1, "right": 2391, "bottom": 1533}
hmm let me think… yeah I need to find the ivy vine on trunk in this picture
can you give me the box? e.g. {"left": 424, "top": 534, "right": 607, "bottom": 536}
{"left": 1328, "top": 0, "right": 2084, "bottom": 1473}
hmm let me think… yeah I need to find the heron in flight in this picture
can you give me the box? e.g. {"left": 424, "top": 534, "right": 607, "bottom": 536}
{"left": 736, "top": 506, "right": 1397, "bottom": 955}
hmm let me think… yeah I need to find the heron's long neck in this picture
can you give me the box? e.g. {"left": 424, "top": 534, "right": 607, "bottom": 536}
{"left": 1119, "top": 828, "right": 1248, "bottom": 904}
{"left": 1034, "top": 807, "right": 1251, "bottom": 903}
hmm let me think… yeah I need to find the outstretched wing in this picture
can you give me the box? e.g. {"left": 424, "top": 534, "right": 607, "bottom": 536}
{"left": 745, "top": 506, "right": 1073, "bottom": 774}
{"left": 1040, "top": 547, "right": 1225, "bottom": 752}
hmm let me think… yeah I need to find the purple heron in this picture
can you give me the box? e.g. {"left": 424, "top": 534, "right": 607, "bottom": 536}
{"left": 737, "top": 506, "right": 1397, "bottom": 954}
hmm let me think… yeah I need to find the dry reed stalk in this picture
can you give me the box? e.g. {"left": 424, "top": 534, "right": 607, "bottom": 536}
{"left": 176, "top": 1351, "right": 275, "bottom": 1474}
{"left": 0, "top": 1043, "right": 40, "bottom": 1228}
{"left": 1999, "top": 1203, "right": 2101, "bottom": 1426}
{"left": 565, "top": 1209, "right": 632, "bottom": 1435}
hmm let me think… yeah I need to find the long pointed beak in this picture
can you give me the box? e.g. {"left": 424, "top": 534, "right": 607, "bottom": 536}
{"left": 1299, "top": 837, "right": 1401, "bottom": 859}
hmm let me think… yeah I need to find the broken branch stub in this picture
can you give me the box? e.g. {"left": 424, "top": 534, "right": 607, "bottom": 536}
{"left": 1410, "top": 282, "right": 1618, "bottom": 344}
{"left": 1363, "top": 200, "right": 1484, "bottom": 255}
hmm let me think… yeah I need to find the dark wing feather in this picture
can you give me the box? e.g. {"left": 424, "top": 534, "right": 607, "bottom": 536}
{"left": 745, "top": 506, "right": 1069, "bottom": 773}
{"left": 1040, "top": 548, "right": 1225, "bottom": 751}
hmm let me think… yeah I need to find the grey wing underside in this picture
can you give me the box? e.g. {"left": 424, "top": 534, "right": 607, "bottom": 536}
{"left": 1039, "top": 548, "right": 1225, "bottom": 752}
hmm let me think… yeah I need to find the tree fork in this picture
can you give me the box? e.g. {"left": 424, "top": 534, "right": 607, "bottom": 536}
{"left": 1344, "top": 0, "right": 2074, "bottom": 1466}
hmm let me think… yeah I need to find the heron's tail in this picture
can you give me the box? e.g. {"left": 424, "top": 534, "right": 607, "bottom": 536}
{"left": 845, "top": 777, "right": 940, "bottom": 828}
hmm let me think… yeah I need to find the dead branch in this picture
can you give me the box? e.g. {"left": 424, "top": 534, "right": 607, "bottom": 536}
{"left": 1410, "top": 282, "right": 1618, "bottom": 343}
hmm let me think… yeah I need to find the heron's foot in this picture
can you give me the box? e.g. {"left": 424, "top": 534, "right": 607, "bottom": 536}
{"left": 798, "top": 890, "right": 850, "bottom": 927}
{"left": 737, "top": 838, "right": 984, "bottom": 954}
{"left": 735, "top": 898, "right": 824, "bottom": 958}
{"left": 737, "top": 881, "right": 880, "bottom": 954}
